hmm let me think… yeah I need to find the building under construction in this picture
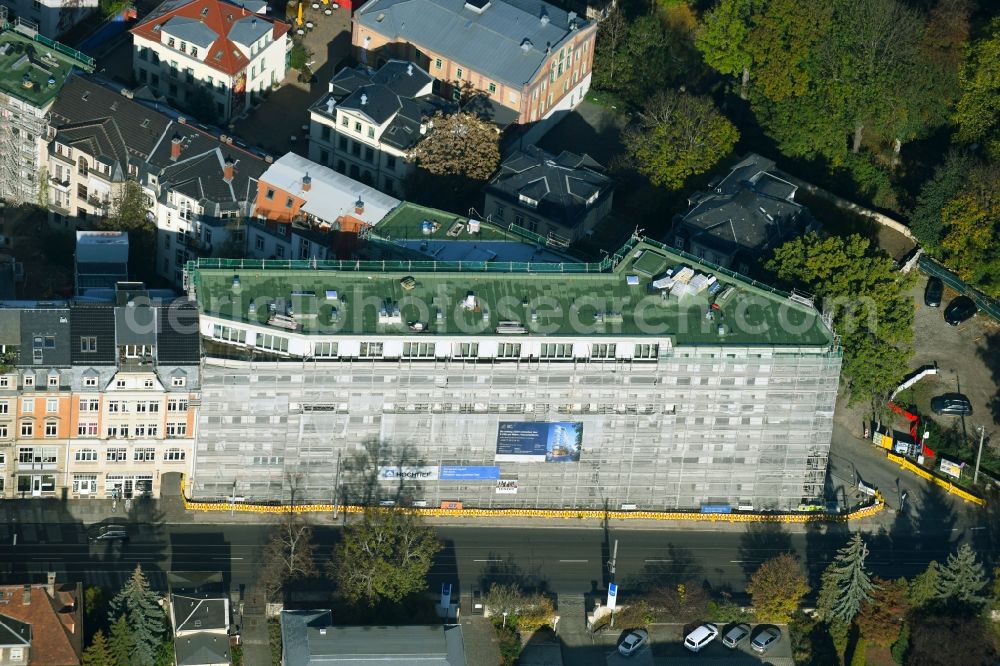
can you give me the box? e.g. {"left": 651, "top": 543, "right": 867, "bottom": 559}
{"left": 0, "top": 18, "right": 93, "bottom": 205}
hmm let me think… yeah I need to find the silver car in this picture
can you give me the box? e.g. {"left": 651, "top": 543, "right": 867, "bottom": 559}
{"left": 617, "top": 628, "right": 649, "bottom": 657}
{"left": 722, "top": 623, "right": 751, "bottom": 648}
{"left": 751, "top": 627, "right": 781, "bottom": 653}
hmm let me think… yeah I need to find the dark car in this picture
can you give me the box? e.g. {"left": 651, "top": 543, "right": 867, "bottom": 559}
{"left": 87, "top": 524, "right": 129, "bottom": 543}
{"left": 924, "top": 277, "right": 943, "bottom": 307}
{"left": 931, "top": 393, "right": 973, "bottom": 416}
{"left": 944, "top": 296, "right": 977, "bottom": 325}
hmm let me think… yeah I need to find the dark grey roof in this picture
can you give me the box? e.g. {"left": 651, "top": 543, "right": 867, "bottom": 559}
{"left": 340, "top": 84, "right": 403, "bottom": 125}
{"left": 173, "top": 596, "right": 228, "bottom": 632}
{"left": 228, "top": 15, "right": 271, "bottom": 47}
{"left": 55, "top": 118, "right": 129, "bottom": 179}
{"left": 281, "top": 613, "right": 466, "bottom": 666}
{"left": 168, "top": 571, "right": 226, "bottom": 596}
{"left": 174, "top": 632, "right": 231, "bottom": 665}
{"left": 0, "top": 310, "right": 20, "bottom": 345}
{"left": 484, "top": 144, "right": 612, "bottom": 229}
{"left": 69, "top": 304, "right": 118, "bottom": 365}
{"left": 164, "top": 16, "right": 219, "bottom": 48}
{"left": 371, "top": 60, "right": 435, "bottom": 97}
{"left": 115, "top": 304, "right": 158, "bottom": 345}
{"left": 674, "top": 153, "right": 806, "bottom": 256}
{"left": 356, "top": 0, "right": 590, "bottom": 88}
{"left": 156, "top": 302, "right": 201, "bottom": 365}
{"left": 17, "top": 307, "right": 72, "bottom": 367}
{"left": 0, "top": 614, "right": 31, "bottom": 648}
{"left": 50, "top": 77, "right": 173, "bottom": 161}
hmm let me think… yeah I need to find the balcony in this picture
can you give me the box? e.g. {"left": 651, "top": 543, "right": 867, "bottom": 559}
{"left": 87, "top": 194, "right": 110, "bottom": 208}
{"left": 49, "top": 176, "right": 70, "bottom": 189}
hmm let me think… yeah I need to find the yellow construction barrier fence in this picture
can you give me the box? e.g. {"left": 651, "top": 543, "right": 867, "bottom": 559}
{"left": 886, "top": 452, "right": 987, "bottom": 506}
{"left": 181, "top": 476, "right": 885, "bottom": 523}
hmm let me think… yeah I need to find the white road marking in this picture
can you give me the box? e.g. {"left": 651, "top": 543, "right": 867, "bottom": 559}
{"left": 473, "top": 559, "right": 502, "bottom": 562}
{"left": 558, "top": 559, "right": 588, "bottom": 563}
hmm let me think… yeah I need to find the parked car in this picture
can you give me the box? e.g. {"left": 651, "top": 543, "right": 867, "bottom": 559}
{"left": 944, "top": 296, "right": 977, "bottom": 325}
{"left": 722, "top": 623, "right": 751, "bottom": 648}
{"left": 751, "top": 627, "right": 782, "bottom": 654}
{"left": 88, "top": 524, "right": 129, "bottom": 543}
{"left": 931, "top": 393, "right": 973, "bottom": 416}
{"left": 617, "top": 628, "right": 649, "bottom": 657}
{"left": 684, "top": 623, "right": 719, "bottom": 652}
{"left": 924, "top": 277, "right": 943, "bottom": 307}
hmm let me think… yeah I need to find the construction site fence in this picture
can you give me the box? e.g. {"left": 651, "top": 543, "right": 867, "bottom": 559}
{"left": 918, "top": 254, "right": 1000, "bottom": 324}
{"left": 886, "top": 452, "right": 987, "bottom": 506}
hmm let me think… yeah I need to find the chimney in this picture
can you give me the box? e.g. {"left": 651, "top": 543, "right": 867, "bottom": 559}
{"left": 360, "top": 93, "right": 368, "bottom": 106}
{"left": 46, "top": 572, "right": 56, "bottom": 598}
{"left": 22, "top": 584, "right": 30, "bottom": 606}
{"left": 355, "top": 197, "right": 364, "bottom": 215}
{"left": 406, "top": 63, "right": 413, "bottom": 77}
{"left": 223, "top": 158, "right": 234, "bottom": 183}
{"left": 170, "top": 134, "right": 182, "bottom": 161}
{"left": 302, "top": 173, "right": 312, "bottom": 192}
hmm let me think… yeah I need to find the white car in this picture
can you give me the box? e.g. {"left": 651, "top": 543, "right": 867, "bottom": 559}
{"left": 684, "top": 623, "right": 719, "bottom": 652}
{"left": 617, "top": 628, "right": 649, "bottom": 657}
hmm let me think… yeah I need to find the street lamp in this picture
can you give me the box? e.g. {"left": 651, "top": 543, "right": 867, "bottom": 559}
{"left": 974, "top": 426, "right": 986, "bottom": 485}
{"left": 502, "top": 612, "right": 508, "bottom": 629}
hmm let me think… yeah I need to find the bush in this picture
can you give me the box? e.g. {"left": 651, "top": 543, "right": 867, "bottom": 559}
{"left": 890, "top": 622, "right": 909, "bottom": 665}
{"left": 590, "top": 601, "right": 653, "bottom": 632}
{"left": 849, "top": 637, "right": 867, "bottom": 666}
{"left": 289, "top": 43, "right": 309, "bottom": 71}
{"left": 493, "top": 624, "right": 521, "bottom": 666}
{"left": 705, "top": 600, "right": 754, "bottom": 624}
{"left": 268, "top": 619, "right": 282, "bottom": 666}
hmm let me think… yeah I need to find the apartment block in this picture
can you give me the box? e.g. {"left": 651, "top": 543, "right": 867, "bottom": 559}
{"left": 187, "top": 236, "right": 841, "bottom": 511}
{"left": 1, "top": 0, "right": 98, "bottom": 40}
{"left": 0, "top": 289, "right": 200, "bottom": 500}
{"left": 130, "top": 0, "right": 290, "bottom": 121}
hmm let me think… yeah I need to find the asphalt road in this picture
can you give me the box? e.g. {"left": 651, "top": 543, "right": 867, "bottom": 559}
{"left": 0, "top": 520, "right": 975, "bottom": 599}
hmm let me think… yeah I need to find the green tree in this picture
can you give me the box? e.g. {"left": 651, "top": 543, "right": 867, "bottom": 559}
{"left": 621, "top": 90, "right": 738, "bottom": 190}
{"left": 909, "top": 150, "right": 974, "bottom": 249}
{"left": 746, "top": 0, "right": 831, "bottom": 104}
{"left": 333, "top": 509, "right": 442, "bottom": 606}
{"left": 765, "top": 232, "right": 915, "bottom": 405}
{"left": 408, "top": 112, "right": 500, "bottom": 182}
{"left": 817, "top": 534, "right": 877, "bottom": 625}
{"left": 856, "top": 577, "right": 909, "bottom": 648}
{"left": 745, "top": 553, "right": 809, "bottom": 623}
{"left": 98, "top": 180, "right": 155, "bottom": 284}
{"left": 933, "top": 543, "right": 989, "bottom": 611}
{"left": 907, "top": 614, "right": 997, "bottom": 665}
{"left": 954, "top": 18, "right": 1000, "bottom": 159}
{"left": 592, "top": 8, "right": 629, "bottom": 93}
{"left": 289, "top": 42, "right": 309, "bottom": 71}
{"left": 908, "top": 560, "right": 940, "bottom": 610}
{"left": 82, "top": 630, "right": 116, "bottom": 666}
{"left": 938, "top": 164, "right": 1000, "bottom": 298}
{"left": 109, "top": 564, "right": 166, "bottom": 666}
{"left": 695, "top": 0, "right": 757, "bottom": 99}
{"left": 107, "top": 615, "right": 132, "bottom": 666}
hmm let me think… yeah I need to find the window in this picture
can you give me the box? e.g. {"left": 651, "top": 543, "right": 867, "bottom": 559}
{"left": 386, "top": 154, "right": 396, "bottom": 171}
{"left": 47, "top": 375, "right": 59, "bottom": 387}
{"left": 634, "top": 344, "right": 659, "bottom": 359}
{"left": 338, "top": 135, "right": 348, "bottom": 150}
{"left": 359, "top": 342, "right": 383, "bottom": 358}
{"left": 320, "top": 125, "right": 330, "bottom": 141}
{"left": 180, "top": 41, "right": 187, "bottom": 52}
{"left": 0, "top": 425, "right": 7, "bottom": 439}
{"left": 20, "top": 422, "right": 33, "bottom": 437}
{"left": 540, "top": 343, "right": 573, "bottom": 359}
{"left": 134, "top": 448, "right": 155, "bottom": 462}
{"left": 143, "top": 379, "right": 155, "bottom": 389}
{"left": 108, "top": 401, "right": 120, "bottom": 413}
{"left": 456, "top": 68, "right": 463, "bottom": 79}
{"left": 285, "top": 197, "right": 294, "bottom": 209}
{"left": 83, "top": 398, "right": 99, "bottom": 411}
{"left": 80, "top": 336, "right": 97, "bottom": 352}
{"left": 0, "top": 377, "right": 8, "bottom": 388}
{"left": 0, "top": 401, "right": 6, "bottom": 414}
{"left": 275, "top": 245, "right": 285, "bottom": 258}
{"left": 265, "top": 188, "right": 275, "bottom": 200}
{"left": 313, "top": 342, "right": 338, "bottom": 358}
{"left": 452, "top": 342, "right": 478, "bottom": 358}
{"left": 495, "top": 204, "right": 505, "bottom": 221}
{"left": 488, "top": 82, "right": 496, "bottom": 94}
{"left": 171, "top": 376, "right": 187, "bottom": 387}
{"left": 367, "top": 126, "right": 375, "bottom": 139}
{"left": 116, "top": 379, "right": 126, "bottom": 388}
{"left": 354, "top": 121, "right": 362, "bottom": 133}
{"left": 44, "top": 422, "right": 57, "bottom": 437}
{"left": 77, "top": 422, "right": 98, "bottom": 437}
{"left": 255, "top": 235, "right": 265, "bottom": 251}
{"left": 164, "top": 448, "right": 186, "bottom": 462}
{"left": 75, "top": 449, "right": 98, "bottom": 461}
{"left": 191, "top": 46, "right": 198, "bottom": 57}
{"left": 9, "top": 647, "right": 23, "bottom": 662}
{"left": 166, "top": 422, "right": 188, "bottom": 437}
{"left": 23, "top": 375, "right": 34, "bottom": 388}
{"left": 341, "top": 115, "right": 349, "bottom": 127}
{"left": 106, "top": 448, "right": 127, "bottom": 462}
{"left": 255, "top": 335, "right": 288, "bottom": 353}
{"left": 435, "top": 58, "right": 442, "bottom": 69}
{"left": 46, "top": 399, "right": 58, "bottom": 413}
{"left": 22, "top": 399, "right": 33, "bottom": 414}
{"left": 84, "top": 376, "right": 98, "bottom": 387}
{"left": 167, "top": 398, "right": 189, "bottom": 412}
{"left": 168, "top": 37, "right": 175, "bottom": 47}
{"left": 73, "top": 475, "right": 98, "bottom": 494}
{"left": 403, "top": 342, "right": 435, "bottom": 358}
{"left": 591, "top": 343, "right": 616, "bottom": 359}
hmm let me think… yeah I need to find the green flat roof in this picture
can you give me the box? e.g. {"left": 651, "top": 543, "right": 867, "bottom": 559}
{"left": 374, "top": 202, "right": 525, "bottom": 242}
{"left": 0, "top": 27, "right": 94, "bottom": 108}
{"left": 189, "top": 237, "right": 836, "bottom": 346}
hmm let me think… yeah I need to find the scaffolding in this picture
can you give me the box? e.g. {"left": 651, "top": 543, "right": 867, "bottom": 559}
{"left": 0, "top": 93, "right": 48, "bottom": 205}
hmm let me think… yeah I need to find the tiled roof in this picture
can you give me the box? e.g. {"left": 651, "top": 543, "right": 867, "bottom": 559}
{"left": 69, "top": 304, "right": 118, "bottom": 365}
{"left": 16, "top": 307, "right": 72, "bottom": 367}
{"left": 0, "top": 614, "right": 31, "bottom": 647}
{"left": 174, "top": 632, "right": 231, "bottom": 665}
{"left": 131, "top": 0, "right": 290, "bottom": 77}
{"left": 156, "top": 302, "right": 201, "bottom": 365}
{"left": 0, "top": 584, "right": 82, "bottom": 666}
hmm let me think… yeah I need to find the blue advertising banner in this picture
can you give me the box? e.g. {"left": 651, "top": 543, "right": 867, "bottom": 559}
{"left": 496, "top": 422, "right": 583, "bottom": 462}
{"left": 700, "top": 504, "right": 733, "bottom": 514}
{"left": 439, "top": 466, "right": 501, "bottom": 480}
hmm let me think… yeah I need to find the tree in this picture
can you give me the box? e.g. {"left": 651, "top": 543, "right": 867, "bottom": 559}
{"left": 621, "top": 90, "right": 738, "bottom": 190}
{"left": 646, "top": 581, "right": 710, "bottom": 624}
{"left": 906, "top": 614, "right": 996, "bottom": 665}
{"left": 107, "top": 615, "right": 132, "bottom": 666}
{"left": 408, "top": 112, "right": 500, "bottom": 182}
{"left": 765, "top": 233, "right": 915, "bottom": 405}
{"left": 910, "top": 150, "right": 974, "bottom": 249}
{"left": 98, "top": 180, "right": 155, "bottom": 284}
{"left": 695, "top": 0, "right": 756, "bottom": 99}
{"left": 82, "top": 630, "right": 115, "bottom": 666}
{"left": 592, "top": 8, "right": 629, "bottom": 92}
{"left": 856, "top": 577, "right": 909, "bottom": 648}
{"left": 938, "top": 165, "right": 1000, "bottom": 298}
{"left": 333, "top": 508, "right": 441, "bottom": 606}
{"left": 289, "top": 42, "right": 309, "bottom": 71}
{"left": 746, "top": 553, "right": 809, "bottom": 623}
{"left": 817, "top": 533, "right": 877, "bottom": 625}
{"left": 933, "top": 543, "right": 989, "bottom": 611}
{"left": 746, "top": 0, "right": 832, "bottom": 104}
{"left": 108, "top": 564, "right": 167, "bottom": 666}
{"left": 483, "top": 584, "right": 554, "bottom": 631}
{"left": 258, "top": 512, "right": 318, "bottom": 601}
{"left": 954, "top": 18, "right": 1000, "bottom": 159}
{"left": 908, "top": 560, "right": 940, "bottom": 610}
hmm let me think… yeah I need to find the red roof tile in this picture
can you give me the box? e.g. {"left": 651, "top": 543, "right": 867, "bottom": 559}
{"left": 0, "top": 584, "right": 82, "bottom": 666}
{"left": 130, "top": 0, "right": 290, "bottom": 77}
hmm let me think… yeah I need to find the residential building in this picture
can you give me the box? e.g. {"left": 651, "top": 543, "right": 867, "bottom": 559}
{"left": 0, "top": 287, "right": 200, "bottom": 500}
{"left": 186, "top": 235, "right": 841, "bottom": 511}
{"left": 168, "top": 572, "right": 231, "bottom": 666}
{"left": 46, "top": 77, "right": 171, "bottom": 229}
{"left": 130, "top": 0, "right": 290, "bottom": 122}
{"left": 248, "top": 152, "right": 400, "bottom": 261}
{"left": 0, "top": 0, "right": 98, "bottom": 40}
{"left": 309, "top": 59, "right": 453, "bottom": 195}
{"left": 483, "top": 145, "right": 613, "bottom": 245}
{"left": 280, "top": 611, "right": 466, "bottom": 666}
{"left": 668, "top": 153, "right": 816, "bottom": 274}
{"left": 352, "top": 0, "right": 596, "bottom": 141}
{"left": 0, "top": 575, "right": 83, "bottom": 666}
{"left": 0, "top": 22, "right": 94, "bottom": 206}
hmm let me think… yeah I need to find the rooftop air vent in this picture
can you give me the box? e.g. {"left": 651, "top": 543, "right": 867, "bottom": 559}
{"left": 464, "top": 0, "right": 490, "bottom": 12}
{"left": 520, "top": 38, "right": 532, "bottom": 51}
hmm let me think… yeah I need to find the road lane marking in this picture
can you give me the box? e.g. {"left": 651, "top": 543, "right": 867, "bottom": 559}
{"left": 211, "top": 557, "right": 244, "bottom": 560}
{"left": 644, "top": 559, "right": 672, "bottom": 563}
{"left": 729, "top": 560, "right": 749, "bottom": 563}
{"left": 472, "top": 559, "right": 502, "bottom": 562}
{"left": 558, "top": 559, "right": 587, "bottom": 563}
